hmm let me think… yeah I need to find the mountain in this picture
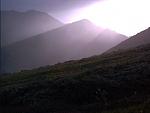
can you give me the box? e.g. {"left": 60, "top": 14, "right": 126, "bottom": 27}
{"left": 107, "top": 27, "right": 150, "bottom": 53}
{"left": 0, "top": 42, "right": 150, "bottom": 113}
{"left": 83, "top": 29, "right": 127, "bottom": 56}
{"left": 1, "top": 19, "right": 127, "bottom": 73}
{"left": 1, "top": 10, "right": 63, "bottom": 46}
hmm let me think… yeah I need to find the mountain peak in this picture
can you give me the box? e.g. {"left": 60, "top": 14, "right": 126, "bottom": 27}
{"left": 72, "top": 19, "right": 93, "bottom": 25}
{"left": 25, "top": 10, "right": 47, "bottom": 15}
{"left": 26, "top": 9, "right": 40, "bottom": 13}
{"left": 77, "top": 19, "right": 91, "bottom": 23}
{"left": 66, "top": 19, "right": 99, "bottom": 31}
{"left": 1, "top": 10, "right": 63, "bottom": 46}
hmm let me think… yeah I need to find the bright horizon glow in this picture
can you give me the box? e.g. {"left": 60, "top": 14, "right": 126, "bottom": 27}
{"left": 64, "top": 0, "right": 150, "bottom": 36}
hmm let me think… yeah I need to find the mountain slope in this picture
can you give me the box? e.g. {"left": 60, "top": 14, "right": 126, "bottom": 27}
{"left": 107, "top": 27, "right": 150, "bottom": 53}
{"left": 1, "top": 10, "right": 63, "bottom": 46}
{"left": 83, "top": 29, "right": 127, "bottom": 56}
{"left": 1, "top": 20, "right": 127, "bottom": 73}
{"left": 0, "top": 43, "right": 150, "bottom": 113}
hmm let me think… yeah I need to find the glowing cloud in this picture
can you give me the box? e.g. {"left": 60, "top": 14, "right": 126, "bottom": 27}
{"left": 69, "top": 0, "right": 150, "bottom": 36}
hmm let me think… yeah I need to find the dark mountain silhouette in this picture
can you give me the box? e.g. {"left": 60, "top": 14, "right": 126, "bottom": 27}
{"left": 1, "top": 19, "right": 127, "bottom": 73}
{"left": 0, "top": 40, "right": 150, "bottom": 113}
{"left": 107, "top": 27, "right": 150, "bottom": 53}
{"left": 1, "top": 10, "right": 63, "bottom": 46}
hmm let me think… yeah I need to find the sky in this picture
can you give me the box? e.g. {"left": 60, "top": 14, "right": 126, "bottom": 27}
{"left": 1, "top": 0, "right": 100, "bottom": 13}
{"left": 1, "top": 0, "right": 150, "bottom": 36}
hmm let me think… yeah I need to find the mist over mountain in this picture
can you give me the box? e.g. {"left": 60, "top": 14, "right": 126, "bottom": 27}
{"left": 1, "top": 19, "right": 127, "bottom": 73}
{"left": 83, "top": 29, "right": 127, "bottom": 56}
{"left": 107, "top": 27, "right": 150, "bottom": 53}
{"left": 1, "top": 0, "right": 150, "bottom": 112}
{"left": 1, "top": 10, "right": 63, "bottom": 46}
{"left": 0, "top": 28, "right": 150, "bottom": 113}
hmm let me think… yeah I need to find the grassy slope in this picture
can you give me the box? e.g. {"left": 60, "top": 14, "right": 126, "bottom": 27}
{"left": 0, "top": 44, "right": 150, "bottom": 113}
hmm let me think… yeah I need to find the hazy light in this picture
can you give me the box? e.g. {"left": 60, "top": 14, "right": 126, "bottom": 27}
{"left": 66, "top": 0, "right": 150, "bottom": 36}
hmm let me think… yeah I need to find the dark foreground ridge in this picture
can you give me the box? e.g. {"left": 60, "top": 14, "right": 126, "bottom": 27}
{"left": 0, "top": 43, "right": 150, "bottom": 113}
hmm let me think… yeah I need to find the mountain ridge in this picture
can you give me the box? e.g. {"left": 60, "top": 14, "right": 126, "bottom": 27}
{"left": 1, "top": 10, "right": 63, "bottom": 46}
{"left": 1, "top": 19, "right": 127, "bottom": 73}
{"left": 1, "top": 41, "right": 150, "bottom": 113}
{"left": 106, "top": 27, "right": 150, "bottom": 53}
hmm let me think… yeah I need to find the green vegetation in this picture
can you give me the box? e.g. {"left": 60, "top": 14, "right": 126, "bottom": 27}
{"left": 0, "top": 44, "right": 150, "bottom": 113}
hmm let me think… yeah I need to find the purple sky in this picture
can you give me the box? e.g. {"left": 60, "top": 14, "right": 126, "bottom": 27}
{"left": 1, "top": 0, "right": 103, "bottom": 22}
{"left": 2, "top": 0, "right": 149, "bottom": 36}
{"left": 1, "top": 0, "right": 101, "bottom": 12}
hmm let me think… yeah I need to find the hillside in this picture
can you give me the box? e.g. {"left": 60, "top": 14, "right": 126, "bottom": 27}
{"left": 1, "top": 19, "right": 127, "bottom": 73}
{"left": 84, "top": 29, "right": 126, "bottom": 56}
{"left": 0, "top": 43, "right": 150, "bottom": 113}
{"left": 107, "top": 27, "right": 150, "bottom": 53}
{"left": 1, "top": 10, "right": 63, "bottom": 46}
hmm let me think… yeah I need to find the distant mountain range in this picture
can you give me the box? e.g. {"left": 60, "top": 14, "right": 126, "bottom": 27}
{"left": 1, "top": 10, "right": 63, "bottom": 46}
{"left": 1, "top": 19, "right": 127, "bottom": 73}
{"left": 83, "top": 29, "right": 127, "bottom": 56}
{"left": 0, "top": 25, "right": 150, "bottom": 113}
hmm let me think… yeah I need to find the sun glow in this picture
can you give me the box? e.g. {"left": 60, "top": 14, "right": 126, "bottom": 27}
{"left": 74, "top": 0, "right": 150, "bottom": 36}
